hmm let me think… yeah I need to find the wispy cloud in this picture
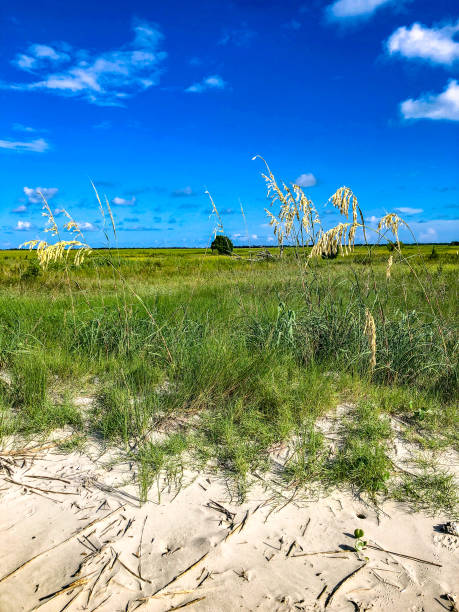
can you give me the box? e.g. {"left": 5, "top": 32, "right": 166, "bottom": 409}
{"left": 4, "top": 19, "right": 167, "bottom": 106}
{"left": 171, "top": 186, "right": 197, "bottom": 197}
{"left": 13, "top": 44, "right": 70, "bottom": 71}
{"left": 219, "top": 24, "right": 256, "bottom": 47}
{"left": 295, "top": 173, "right": 317, "bottom": 187}
{"left": 185, "top": 75, "right": 226, "bottom": 93}
{"left": 78, "top": 221, "right": 98, "bottom": 231}
{"left": 24, "top": 186, "right": 58, "bottom": 204}
{"left": 93, "top": 120, "right": 112, "bottom": 130}
{"left": 395, "top": 206, "right": 423, "bottom": 214}
{"left": 12, "top": 123, "right": 39, "bottom": 133}
{"left": 401, "top": 80, "right": 459, "bottom": 121}
{"left": 112, "top": 196, "right": 136, "bottom": 206}
{"left": 0, "top": 138, "right": 49, "bottom": 152}
{"left": 420, "top": 226, "right": 437, "bottom": 241}
{"left": 12, "top": 204, "right": 27, "bottom": 213}
{"left": 283, "top": 19, "right": 301, "bottom": 30}
{"left": 327, "top": 0, "right": 397, "bottom": 20}
{"left": 15, "top": 220, "right": 33, "bottom": 231}
{"left": 387, "top": 21, "right": 459, "bottom": 66}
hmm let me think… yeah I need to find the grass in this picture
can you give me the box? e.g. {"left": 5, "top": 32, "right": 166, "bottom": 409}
{"left": 330, "top": 403, "right": 393, "bottom": 497}
{"left": 394, "top": 460, "right": 459, "bottom": 519}
{"left": 0, "top": 169, "right": 457, "bottom": 515}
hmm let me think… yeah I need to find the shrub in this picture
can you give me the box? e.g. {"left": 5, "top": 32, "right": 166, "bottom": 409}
{"left": 211, "top": 235, "right": 233, "bottom": 255}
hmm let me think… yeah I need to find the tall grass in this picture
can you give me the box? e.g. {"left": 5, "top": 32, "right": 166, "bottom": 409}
{"left": 0, "top": 164, "right": 457, "bottom": 512}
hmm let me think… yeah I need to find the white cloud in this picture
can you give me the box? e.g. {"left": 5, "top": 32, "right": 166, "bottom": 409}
{"left": 401, "top": 80, "right": 459, "bottom": 121}
{"left": 93, "top": 120, "right": 112, "bottom": 130}
{"left": 186, "top": 75, "right": 226, "bottom": 93}
{"left": 6, "top": 20, "right": 166, "bottom": 106}
{"left": 368, "top": 215, "right": 379, "bottom": 224}
{"left": 327, "top": 0, "right": 395, "bottom": 20}
{"left": 78, "top": 221, "right": 97, "bottom": 231}
{"left": 295, "top": 173, "right": 317, "bottom": 187}
{"left": 387, "top": 21, "right": 459, "bottom": 66}
{"left": 12, "top": 123, "right": 37, "bottom": 133}
{"left": 420, "top": 226, "right": 437, "bottom": 241}
{"left": 12, "top": 205, "right": 27, "bottom": 213}
{"left": 0, "top": 138, "right": 49, "bottom": 152}
{"left": 251, "top": 234, "right": 258, "bottom": 240}
{"left": 283, "top": 20, "right": 301, "bottom": 30}
{"left": 15, "top": 220, "right": 32, "bottom": 231}
{"left": 112, "top": 196, "right": 136, "bottom": 206}
{"left": 24, "top": 186, "right": 58, "bottom": 204}
{"left": 219, "top": 25, "right": 256, "bottom": 47}
{"left": 172, "top": 186, "right": 196, "bottom": 197}
{"left": 395, "top": 207, "right": 423, "bottom": 215}
{"left": 13, "top": 44, "right": 70, "bottom": 72}
{"left": 404, "top": 219, "right": 459, "bottom": 243}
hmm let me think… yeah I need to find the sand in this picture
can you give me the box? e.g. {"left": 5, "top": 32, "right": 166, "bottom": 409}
{"left": 0, "top": 423, "right": 458, "bottom": 611}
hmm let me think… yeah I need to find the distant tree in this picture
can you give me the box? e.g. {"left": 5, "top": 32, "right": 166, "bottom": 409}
{"left": 211, "top": 235, "right": 234, "bottom": 255}
{"left": 429, "top": 245, "right": 439, "bottom": 260}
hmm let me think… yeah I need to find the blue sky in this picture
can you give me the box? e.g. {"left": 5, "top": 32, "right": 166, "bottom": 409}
{"left": 0, "top": 0, "right": 458, "bottom": 247}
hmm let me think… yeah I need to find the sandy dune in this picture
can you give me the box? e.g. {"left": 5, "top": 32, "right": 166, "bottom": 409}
{"left": 0, "top": 438, "right": 458, "bottom": 612}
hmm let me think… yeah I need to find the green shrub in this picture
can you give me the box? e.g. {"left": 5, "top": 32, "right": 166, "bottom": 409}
{"left": 211, "top": 235, "right": 233, "bottom": 255}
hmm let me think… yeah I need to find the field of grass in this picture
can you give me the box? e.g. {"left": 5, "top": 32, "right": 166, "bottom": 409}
{"left": 1, "top": 242, "right": 457, "bottom": 513}
{"left": 0, "top": 175, "right": 457, "bottom": 516}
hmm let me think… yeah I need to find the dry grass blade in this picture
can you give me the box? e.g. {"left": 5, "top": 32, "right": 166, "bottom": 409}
{"left": 115, "top": 554, "right": 151, "bottom": 584}
{"left": 144, "top": 590, "right": 196, "bottom": 600}
{"left": 90, "top": 592, "right": 112, "bottom": 611}
{"left": 291, "top": 550, "right": 343, "bottom": 557}
{"left": 366, "top": 544, "right": 442, "bottom": 567}
{"left": 225, "top": 509, "right": 249, "bottom": 541}
{"left": 165, "top": 596, "right": 206, "bottom": 611}
{"left": 86, "top": 557, "right": 112, "bottom": 606}
{"left": 5, "top": 477, "right": 77, "bottom": 495}
{"left": 25, "top": 474, "right": 72, "bottom": 484}
{"left": 207, "top": 499, "right": 236, "bottom": 522}
{"left": 58, "top": 588, "right": 83, "bottom": 612}
{"left": 137, "top": 515, "right": 147, "bottom": 578}
{"left": 152, "top": 551, "right": 209, "bottom": 597}
{"left": 324, "top": 564, "right": 367, "bottom": 608}
{"left": 0, "top": 505, "right": 125, "bottom": 585}
{"left": 32, "top": 574, "right": 94, "bottom": 609}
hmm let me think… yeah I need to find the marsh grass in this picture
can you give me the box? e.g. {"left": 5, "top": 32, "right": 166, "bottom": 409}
{"left": 394, "top": 460, "right": 459, "bottom": 519}
{"left": 0, "top": 165, "right": 457, "bottom": 514}
{"left": 329, "top": 403, "right": 392, "bottom": 497}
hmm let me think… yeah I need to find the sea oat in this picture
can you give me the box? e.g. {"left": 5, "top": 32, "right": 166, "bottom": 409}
{"left": 386, "top": 255, "right": 393, "bottom": 280}
{"left": 20, "top": 192, "right": 91, "bottom": 268}
{"left": 378, "top": 213, "right": 403, "bottom": 248}
{"left": 364, "top": 308, "right": 377, "bottom": 374}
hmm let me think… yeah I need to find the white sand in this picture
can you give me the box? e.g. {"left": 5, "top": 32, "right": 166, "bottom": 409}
{"left": 0, "top": 437, "right": 458, "bottom": 612}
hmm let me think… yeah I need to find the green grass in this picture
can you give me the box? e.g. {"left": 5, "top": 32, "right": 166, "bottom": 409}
{"left": 394, "top": 461, "right": 459, "bottom": 519}
{"left": 0, "top": 242, "right": 457, "bottom": 514}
